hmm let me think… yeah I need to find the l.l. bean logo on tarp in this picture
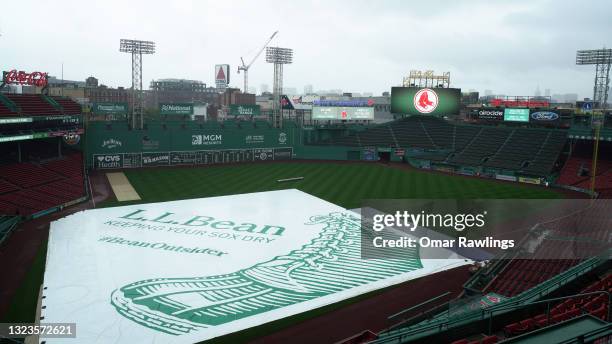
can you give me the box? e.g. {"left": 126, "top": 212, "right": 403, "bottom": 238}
{"left": 110, "top": 212, "right": 422, "bottom": 335}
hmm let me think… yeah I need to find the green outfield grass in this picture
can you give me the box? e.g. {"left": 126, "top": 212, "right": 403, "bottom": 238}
{"left": 105, "top": 162, "right": 562, "bottom": 209}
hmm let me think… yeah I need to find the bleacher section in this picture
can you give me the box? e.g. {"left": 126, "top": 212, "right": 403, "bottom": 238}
{"left": 5, "top": 94, "right": 62, "bottom": 115}
{"left": 0, "top": 98, "right": 18, "bottom": 116}
{"left": 449, "top": 127, "right": 513, "bottom": 166}
{"left": 51, "top": 96, "right": 82, "bottom": 115}
{"left": 0, "top": 153, "right": 84, "bottom": 216}
{"left": 558, "top": 157, "right": 612, "bottom": 197}
{"left": 486, "top": 258, "right": 581, "bottom": 297}
{"left": 310, "top": 116, "right": 567, "bottom": 176}
{"left": 0, "top": 94, "right": 81, "bottom": 116}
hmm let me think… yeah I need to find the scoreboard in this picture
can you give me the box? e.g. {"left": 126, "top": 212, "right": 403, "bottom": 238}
{"left": 312, "top": 107, "right": 374, "bottom": 120}
{"left": 93, "top": 147, "right": 293, "bottom": 169}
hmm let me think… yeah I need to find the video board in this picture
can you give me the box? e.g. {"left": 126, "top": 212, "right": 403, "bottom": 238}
{"left": 312, "top": 107, "right": 374, "bottom": 120}
{"left": 503, "top": 108, "right": 529, "bottom": 122}
{"left": 391, "top": 87, "right": 461, "bottom": 115}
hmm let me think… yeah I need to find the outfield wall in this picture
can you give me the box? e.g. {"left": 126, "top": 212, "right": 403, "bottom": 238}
{"left": 86, "top": 121, "right": 300, "bottom": 168}
{"left": 86, "top": 121, "right": 400, "bottom": 168}
{"left": 406, "top": 157, "right": 552, "bottom": 185}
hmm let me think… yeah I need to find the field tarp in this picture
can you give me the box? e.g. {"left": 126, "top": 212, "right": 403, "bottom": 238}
{"left": 42, "top": 190, "right": 468, "bottom": 343}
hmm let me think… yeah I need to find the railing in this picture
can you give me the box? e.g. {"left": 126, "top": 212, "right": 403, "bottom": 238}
{"left": 486, "top": 290, "right": 611, "bottom": 335}
{"left": 373, "top": 253, "right": 609, "bottom": 344}
{"left": 0, "top": 215, "right": 20, "bottom": 246}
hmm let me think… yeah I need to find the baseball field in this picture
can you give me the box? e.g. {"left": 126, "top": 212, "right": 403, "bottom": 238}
{"left": 2, "top": 161, "right": 564, "bottom": 342}
{"left": 103, "top": 161, "right": 563, "bottom": 209}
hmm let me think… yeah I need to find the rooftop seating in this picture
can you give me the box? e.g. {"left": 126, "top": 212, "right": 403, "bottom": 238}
{"left": 0, "top": 100, "right": 18, "bottom": 116}
{"left": 4, "top": 94, "right": 62, "bottom": 115}
{"left": 50, "top": 96, "right": 82, "bottom": 115}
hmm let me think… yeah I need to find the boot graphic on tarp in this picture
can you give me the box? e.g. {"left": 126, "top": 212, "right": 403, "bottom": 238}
{"left": 111, "top": 212, "right": 422, "bottom": 335}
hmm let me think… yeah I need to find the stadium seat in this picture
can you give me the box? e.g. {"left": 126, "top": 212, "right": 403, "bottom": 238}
{"left": 503, "top": 322, "right": 524, "bottom": 336}
{"left": 451, "top": 339, "right": 469, "bottom": 344}
{"left": 0, "top": 153, "right": 85, "bottom": 216}
{"left": 5, "top": 94, "right": 63, "bottom": 115}
{"left": 481, "top": 335, "right": 499, "bottom": 344}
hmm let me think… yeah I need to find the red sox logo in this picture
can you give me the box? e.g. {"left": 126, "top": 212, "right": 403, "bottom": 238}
{"left": 413, "top": 88, "right": 439, "bottom": 113}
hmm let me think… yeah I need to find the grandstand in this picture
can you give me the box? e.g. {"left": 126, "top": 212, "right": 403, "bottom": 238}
{"left": 358, "top": 199, "right": 611, "bottom": 344}
{"left": 0, "top": 154, "right": 85, "bottom": 215}
{"left": 310, "top": 116, "right": 568, "bottom": 177}
{"left": 0, "top": 94, "right": 86, "bottom": 217}
{"left": 556, "top": 140, "right": 612, "bottom": 197}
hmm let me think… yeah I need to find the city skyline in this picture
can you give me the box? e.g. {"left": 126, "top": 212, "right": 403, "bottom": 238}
{"left": 1, "top": 0, "right": 611, "bottom": 99}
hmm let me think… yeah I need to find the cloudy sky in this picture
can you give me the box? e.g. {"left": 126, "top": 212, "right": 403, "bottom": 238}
{"left": 1, "top": 0, "right": 610, "bottom": 98}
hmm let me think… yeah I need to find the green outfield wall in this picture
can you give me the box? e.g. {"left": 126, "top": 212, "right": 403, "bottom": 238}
{"left": 85, "top": 121, "right": 301, "bottom": 168}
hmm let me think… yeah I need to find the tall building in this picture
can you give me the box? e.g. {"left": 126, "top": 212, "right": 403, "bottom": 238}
{"left": 85, "top": 76, "right": 99, "bottom": 88}
{"left": 304, "top": 84, "right": 313, "bottom": 95}
{"left": 219, "top": 88, "right": 255, "bottom": 107}
{"left": 545, "top": 88, "right": 551, "bottom": 97}
{"left": 46, "top": 76, "right": 127, "bottom": 104}
{"left": 86, "top": 86, "right": 128, "bottom": 104}
{"left": 148, "top": 78, "right": 218, "bottom": 108}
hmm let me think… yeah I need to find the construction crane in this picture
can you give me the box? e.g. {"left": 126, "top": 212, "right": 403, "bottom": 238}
{"left": 237, "top": 31, "right": 278, "bottom": 93}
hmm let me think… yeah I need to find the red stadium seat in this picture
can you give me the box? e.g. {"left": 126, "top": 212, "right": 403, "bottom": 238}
{"left": 451, "top": 340, "right": 469, "bottom": 344}
{"left": 481, "top": 335, "right": 498, "bottom": 344}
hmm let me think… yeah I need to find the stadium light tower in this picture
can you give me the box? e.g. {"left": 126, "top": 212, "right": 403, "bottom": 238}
{"left": 576, "top": 48, "right": 612, "bottom": 110}
{"left": 576, "top": 48, "right": 611, "bottom": 197}
{"left": 266, "top": 47, "right": 293, "bottom": 128}
{"left": 120, "top": 39, "right": 156, "bottom": 129}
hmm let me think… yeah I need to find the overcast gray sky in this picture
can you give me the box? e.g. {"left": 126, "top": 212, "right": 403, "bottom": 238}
{"left": 1, "top": 0, "right": 610, "bottom": 98}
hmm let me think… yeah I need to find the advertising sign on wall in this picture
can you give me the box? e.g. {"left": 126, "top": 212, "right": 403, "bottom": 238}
{"left": 530, "top": 111, "right": 559, "bottom": 122}
{"left": 391, "top": 87, "right": 461, "bottom": 115}
{"left": 477, "top": 109, "right": 504, "bottom": 121}
{"left": 363, "top": 147, "right": 377, "bottom": 161}
{"left": 159, "top": 103, "right": 194, "bottom": 116}
{"left": 215, "top": 64, "right": 230, "bottom": 89}
{"left": 273, "top": 147, "right": 293, "bottom": 160}
{"left": 229, "top": 104, "right": 261, "bottom": 116}
{"left": 92, "top": 103, "right": 128, "bottom": 114}
{"left": 142, "top": 152, "right": 170, "bottom": 166}
{"left": 503, "top": 108, "right": 530, "bottom": 122}
{"left": 93, "top": 154, "right": 123, "bottom": 169}
{"left": 518, "top": 176, "right": 541, "bottom": 185}
{"left": 2, "top": 69, "right": 48, "bottom": 87}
